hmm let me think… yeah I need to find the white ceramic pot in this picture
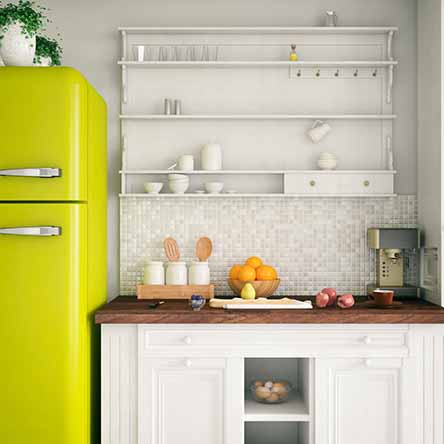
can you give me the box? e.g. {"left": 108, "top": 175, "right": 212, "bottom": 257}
{"left": 143, "top": 261, "right": 165, "bottom": 285}
{"left": 189, "top": 261, "right": 210, "bottom": 285}
{"left": 34, "top": 56, "right": 52, "bottom": 67}
{"left": 166, "top": 262, "right": 187, "bottom": 285}
{"left": 201, "top": 143, "right": 222, "bottom": 170}
{"left": 0, "top": 22, "right": 36, "bottom": 66}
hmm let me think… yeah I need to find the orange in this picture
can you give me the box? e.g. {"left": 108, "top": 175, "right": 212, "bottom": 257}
{"left": 245, "top": 256, "right": 263, "bottom": 269}
{"left": 229, "top": 264, "right": 243, "bottom": 280}
{"left": 256, "top": 265, "right": 278, "bottom": 281}
{"left": 237, "top": 265, "right": 256, "bottom": 281}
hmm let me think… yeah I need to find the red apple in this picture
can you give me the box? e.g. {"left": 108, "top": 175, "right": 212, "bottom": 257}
{"left": 337, "top": 294, "right": 355, "bottom": 309}
{"left": 316, "top": 292, "right": 330, "bottom": 308}
{"left": 322, "top": 288, "right": 337, "bottom": 306}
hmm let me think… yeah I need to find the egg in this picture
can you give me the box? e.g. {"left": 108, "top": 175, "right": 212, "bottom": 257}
{"left": 254, "top": 381, "right": 264, "bottom": 388}
{"left": 255, "top": 386, "right": 271, "bottom": 400}
{"left": 272, "top": 385, "right": 288, "bottom": 395}
{"left": 267, "top": 393, "right": 280, "bottom": 403}
{"left": 264, "top": 381, "right": 274, "bottom": 389}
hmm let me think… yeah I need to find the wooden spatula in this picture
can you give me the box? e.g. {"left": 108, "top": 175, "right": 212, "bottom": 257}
{"left": 196, "top": 237, "right": 213, "bottom": 262}
{"left": 164, "top": 237, "right": 180, "bottom": 261}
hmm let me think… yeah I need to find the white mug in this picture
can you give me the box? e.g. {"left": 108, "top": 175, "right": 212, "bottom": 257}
{"left": 201, "top": 143, "right": 222, "bottom": 170}
{"left": 177, "top": 155, "right": 194, "bottom": 171}
{"left": 307, "top": 120, "right": 331, "bottom": 143}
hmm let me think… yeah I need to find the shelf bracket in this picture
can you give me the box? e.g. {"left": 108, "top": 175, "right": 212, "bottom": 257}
{"left": 121, "top": 30, "right": 127, "bottom": 62}
{"left": 386, "top": 65, "right": 394, "bottom": 104}
{"left": 386, "top": 135, "right": 394, "bottom": 170}
{"left": 121, "top": 135, "right": 128, "bottom": 194}
{"left": 387, "top": 30, "right": 395, "bottom": 61}
{"left": 122, "top": 64, "right": 128, "bottom": 104}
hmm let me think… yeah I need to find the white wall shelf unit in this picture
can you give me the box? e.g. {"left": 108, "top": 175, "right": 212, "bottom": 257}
{"left": 118, "top": 26, "right": 398, "bottom": 35}
{"left": 118, "top": 60, "right": 397, "bottom": 68}
{"left": 119, "top": 25, "right": 397, "bottom": 197}
{"left": 120, "top": 169, "right": 397, "bottom": 175}
{"left": 120, "top": 193, "right": 397, "bottom": 198}
{"left": 120, "top": 114, "right": 397, "bottom": 121}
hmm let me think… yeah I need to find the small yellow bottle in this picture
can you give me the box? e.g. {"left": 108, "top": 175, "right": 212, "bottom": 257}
{"left": 289, "top": 44, "right": 298, "bottom": 61}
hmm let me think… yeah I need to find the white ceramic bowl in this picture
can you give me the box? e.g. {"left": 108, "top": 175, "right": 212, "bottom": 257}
{"left": 169, "top": 180, "right": 189, "bottom": 194}
{"left": 318, "top": 159, "right": 337, "bottom": 170}
{"left": 144, "top": 182, "right": 164, "bottom": 194}
{"left": 319, "top": 152, "right": 337, "bottom": 160}
{"left": 204, "top": 182, "right": 224, "bottom": 194}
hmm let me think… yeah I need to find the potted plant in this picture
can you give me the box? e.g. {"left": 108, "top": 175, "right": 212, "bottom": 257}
{"left": 34, "top": 35, "right": 61, "bottom": 66}
{"left": 0, "top": 0, "right": 49, "bottom": 66}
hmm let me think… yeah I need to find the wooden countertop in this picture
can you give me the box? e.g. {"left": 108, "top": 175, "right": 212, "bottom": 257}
{"left": 95, "top": 296, "right": 444, "bottom": 324}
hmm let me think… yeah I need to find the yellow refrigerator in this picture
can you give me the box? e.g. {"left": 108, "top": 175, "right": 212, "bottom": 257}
{"left": 0, "top": 67, "right": 107, "bottom": 444}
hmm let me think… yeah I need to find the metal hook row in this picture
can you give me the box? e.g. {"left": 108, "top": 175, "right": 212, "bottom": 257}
{"left": 295, "top": 69, "right": 379, "bottom": 78}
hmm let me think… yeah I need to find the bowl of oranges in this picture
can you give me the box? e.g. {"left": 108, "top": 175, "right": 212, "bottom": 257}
{"left": 228, "top": 256, "right": 279, "bottom": 298}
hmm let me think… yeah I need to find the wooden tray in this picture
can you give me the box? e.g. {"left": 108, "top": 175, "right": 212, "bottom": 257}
{"left": 137, "top": 284, "right": 215, "bottom": 300}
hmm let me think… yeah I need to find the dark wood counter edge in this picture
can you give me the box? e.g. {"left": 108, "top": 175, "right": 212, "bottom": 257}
{"left": 95, "top": 296, "right": 444, "bottom": 324}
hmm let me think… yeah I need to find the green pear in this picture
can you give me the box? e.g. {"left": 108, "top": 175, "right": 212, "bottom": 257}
{"left": 241, "top": 283, "right": 256, "bottom": 300}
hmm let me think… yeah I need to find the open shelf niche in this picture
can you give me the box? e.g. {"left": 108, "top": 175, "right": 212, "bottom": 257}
{"left": 244, "top": 358, "right": 313, "bottom": 443}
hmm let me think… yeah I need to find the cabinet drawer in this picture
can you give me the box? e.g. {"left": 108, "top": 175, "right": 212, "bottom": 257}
{"left": 140, "top": 327, "right": 408, "bottom": 356}
{"left": 284, "top": 172, "right": 395, "bottom": 195}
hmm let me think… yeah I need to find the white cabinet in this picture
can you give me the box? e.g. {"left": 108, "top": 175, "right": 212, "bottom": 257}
{"left": 139, "top": 356, "right": 243, "bottom": 444}
{"left": 315, "top": 358, "right": 404, "bottom": 444}
{"left": 102, "top": 325, "right": 444, "bottom": 444}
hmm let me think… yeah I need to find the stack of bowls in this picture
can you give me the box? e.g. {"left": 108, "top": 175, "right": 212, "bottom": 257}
{"left": 168, "top": 174, "right": 189, "bottom": 193}
{"left": 317, "top": 152, "right": 337, "bottom": 170}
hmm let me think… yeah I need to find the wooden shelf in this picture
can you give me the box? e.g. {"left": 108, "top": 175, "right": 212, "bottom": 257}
{"left": 244, "top": 393, "right": 310, "bottom": 422}
{"left": 119, "top": 60, "right": 398, "bottom": 69}
{"left": 120, "top": 114, "right": 397, "bottom": 121}
{"left": 118, "top": 26, "right": 398, "bottom": 35}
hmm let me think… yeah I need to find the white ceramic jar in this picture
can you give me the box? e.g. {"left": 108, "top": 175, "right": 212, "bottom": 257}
{"left": 201, "top": 143, "right": 222, "bottom": 170}
{"left": 188, "top": 261, "right": 210, "bottom": 285}
{"left": 166, "top": 262, "right": 188, "bottom": 285}
{"left": 143, "top": 261, "right": 165, "bottom": 285}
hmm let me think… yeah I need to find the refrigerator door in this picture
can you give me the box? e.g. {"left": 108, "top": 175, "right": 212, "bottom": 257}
{"left": 0, "top": 203, "right": 88, "bottom": 444}
{"left": 0, "top": 67, "right": 88, "bottom": 201}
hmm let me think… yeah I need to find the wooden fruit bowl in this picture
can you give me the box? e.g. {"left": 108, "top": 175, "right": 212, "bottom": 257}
{"left": 228, "top": 279, "right": 280, "bottom": 298}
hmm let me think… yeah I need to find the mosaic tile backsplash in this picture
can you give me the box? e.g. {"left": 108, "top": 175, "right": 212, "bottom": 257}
{"left": 120, "top": 195, "right": 418, "bottom": 296}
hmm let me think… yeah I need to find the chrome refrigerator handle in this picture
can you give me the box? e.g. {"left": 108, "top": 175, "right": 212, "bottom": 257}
{"left": 0, "top": 168, "right": 61, "bottom": 178}
{"left": 0, "top": 226, "right": 62, "bottom": 236}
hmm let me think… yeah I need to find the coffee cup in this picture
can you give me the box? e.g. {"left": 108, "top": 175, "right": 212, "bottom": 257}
{"left": 177, "top": 155, "right": 194, "bottom": 171}
{"left": 369, "top": 290, "right": 394, "bottom": 306}
{"left": 307, "top": 120, "right": 331, "bottom": 143}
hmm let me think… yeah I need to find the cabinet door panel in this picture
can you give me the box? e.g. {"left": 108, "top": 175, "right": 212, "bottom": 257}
{"left": 316, "top": 358, "right": 401, "bottom": 444}
{"left": 139, "top": 357, "right": 242, "bottom": 444}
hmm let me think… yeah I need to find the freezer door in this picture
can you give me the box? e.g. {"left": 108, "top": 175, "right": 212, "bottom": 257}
{"left": 0, "top": 203, "right": 89, "bottom": 444}
{"left": 0, "top": 67, "right": 89, "bottom": 201}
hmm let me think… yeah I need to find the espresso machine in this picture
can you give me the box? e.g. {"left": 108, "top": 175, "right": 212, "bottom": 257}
{"left": 367, "top": 228, "right": 421, "bottom": 298}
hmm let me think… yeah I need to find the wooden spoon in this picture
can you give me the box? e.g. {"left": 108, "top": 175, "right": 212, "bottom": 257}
{"left": 164, "top": 237, "right": 180, "bottom": 261}
{"left": 196, "top": 237, "right": 213, "bottom": 262}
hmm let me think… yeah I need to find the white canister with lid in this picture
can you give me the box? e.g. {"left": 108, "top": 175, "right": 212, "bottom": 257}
{"left": 166, "top": 262, "right": 188, "bottom": 285}
{"left": 188, "top": 261, "right": 210, "bottom": 285}
{"left": 201, "top": 143, "right": 222, "bottom": 170}
{"left": 143, "top": 261, "right": 165, "bottom": 285}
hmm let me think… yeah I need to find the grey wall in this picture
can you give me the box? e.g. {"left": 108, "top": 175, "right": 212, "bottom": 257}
{"left": 418, "top": 0, "right": 441, "bottom": 247}
{"left": 41, "top": 0, "right": 418, "bottom": 298}
{"left": 417, "top": 0, "right": 442, "bottom": 305}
